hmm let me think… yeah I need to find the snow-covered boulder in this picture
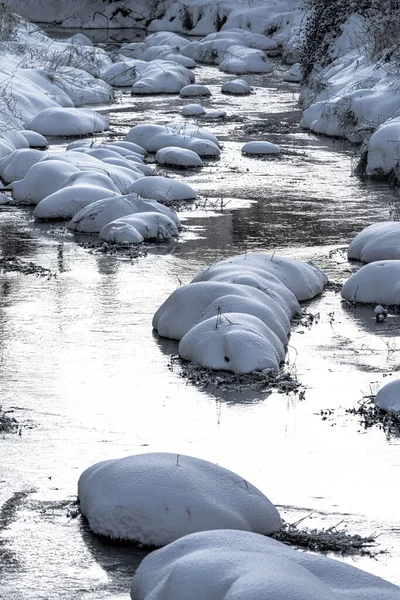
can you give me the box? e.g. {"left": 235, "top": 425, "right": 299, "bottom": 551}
{"left": 374, "top": 379, "right": 400, "bottom": 413}
{"left": 101, "top": 62, "right": 139, "bottom": 87}
{"left": 69, "top": 194, "right": 180, "bottom": 233}
{"left": 219, "top": 46, "right": 273, "bottom": 74}
{"left": 347, "top": 222, "right": 400, "bottom": 263}
{"left": 131, "top": 529, "right": 400, "bottom": 600}
{"left": 203, "top": 30, "right": 277, "bottom": 52}
{"left": 99, "top": 212, "right": 179, "bottom": 244}
{"left": 207, "top": 110, "right": 227, "bottom": 119}
{"left": 0, "top": 149, "right": 48, "bottom": 183}
{"left": 153, "top": 281, "right": 287, "bottom": 340}
{"left": 179, "top": 312, "right": 285, "bottom": 374}
{"left": 182, "top": 104, "right": 206, "bottom": 117}
{"left": 221, "top": 78, "right": 251, "bottom": 95}
{"left": 282, "top": 63, "right": 302, "bottom": 83}
{"left": 366, "top": 116, "right": 400, "bottom": 176}
{"left": 128, "top": 176, "right": 197, "bottom": 202}
{"left": 10, "top": 160, "right": 81, "bottom": 204}
{"left": 155, "top": 147, "right": 203, "bottom": 168}
{"left": 124, "top": 123, "right": 220, "bottom": 156}
{"left": 28, "top": 107, "right": 108, "bottom": 137}
{"left": 19, "top": 130, "right": 48, "bottom": 148}
{"left": 242, "top": 141, "right": 280, "bottom": 155}
{"left": 180, "top": 84, "right": 211, "bottom": 97}
{"left": 192, "top": 253, "right": 328, "bottom": 303}
{"left": 341, "top": 261, "right": 400, "bottom": 305}
{"left": 131, "top": 61, "right": 194, "bottom": 94}
{"left": 78, "top": 453, "right": 282, "bottom": 546}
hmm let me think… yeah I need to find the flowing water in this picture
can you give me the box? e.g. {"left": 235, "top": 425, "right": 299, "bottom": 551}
{"left": 0, "top": 49, "right": 400, "bottom": 600}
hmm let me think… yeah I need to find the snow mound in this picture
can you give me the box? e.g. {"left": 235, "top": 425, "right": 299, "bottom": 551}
{"left": 0, "top": 149, "right": 48, "bottom": 183}
{"left": 374, "top": 379, "right": 400, "bottom": 413}
{"left": 242, "top": 141, "right": 280, "bottom": 155}
{"left": 78, "top": 453, "right": 281, "bottom": 546}
{"left": 131, "top": 61, "right": 194, "bottom": 94}
{"left": 192, "top": 253, "right": 328, "bottom": 302}
{"left": 10, "top": 160, "right": 81, "bottom": 204}
{"left": 99, "top": 212, "right": 179, "bottom": 244}
{"left": 28, "top": 107, "right": 108, "bottom": 137}
{"left": 124, "top": 123, "right": 220, "bottom": 156}
{"left": 34, "top": 181, "right": 120, "bottom": 221}
{"left": 155, "top": 147, "right": 203, "bottom": 168}
{"left": 219, "top": 46, "right": 273, "bottom": 74}
{"left": 204, "top": 30, "right": 277, "bottom": 51}
{"left": 341, "top": 261, "right": 400, "bottom": 305}
{"left": 182, "top": 104, "right": 206, "bottom": 116}
{"left": 153, "top": 281, "right": 288, "bottom": 341}
{"left": 366, "top": 116, "right": 400, "bottom": 176}
{"left": 282, "top": 63, "right": 302, "bottom": 83}
{"left": 131, "top": 529, "right": 400, "bottom": 600}
{"left": 180, "top": 84, "right": 211, "bottom": 97}
{"left": 348, "top": 222, "right": 400, "bottom": 262}
{"left": 19, "top": 130, "right": 48, "bottom": 148}
{"left": 207, "top": 110, "right": 227, "bottom": 119}
{"left": 179, "top": 312, "right": 285, "bottom": 374}
{"left": 128, "top": 176, "right": 197, "bottom": 202}
{"left": 69, "top": 194, "right": 180, "bottom": 233}
{"left": 221, "top": 79, "right": 251, "bottom": 95}
{"left": 102, "top": 62, "right": 139, "bottom": 87}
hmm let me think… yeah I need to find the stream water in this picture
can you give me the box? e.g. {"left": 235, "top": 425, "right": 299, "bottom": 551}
{"left": 0, "top": 47, "right": 399, "bottom": 600}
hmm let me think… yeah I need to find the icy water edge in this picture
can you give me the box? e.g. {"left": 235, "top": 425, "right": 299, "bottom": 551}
{"left": 0, "top": 51, "right": 400, "bottom": 599}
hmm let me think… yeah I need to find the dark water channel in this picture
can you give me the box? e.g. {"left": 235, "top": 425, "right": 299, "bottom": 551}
{"left": 0, "top": 51, "right": 400, "bottom": 599}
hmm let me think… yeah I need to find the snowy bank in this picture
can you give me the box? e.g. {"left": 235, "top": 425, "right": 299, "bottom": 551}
{"left": 78, "top": 452, "right": 282, "bottom": 545}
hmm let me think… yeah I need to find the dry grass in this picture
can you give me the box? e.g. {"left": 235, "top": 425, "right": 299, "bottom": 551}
{"left": 0, "top": 406, "right": 18, "bottom": 433}
{"left": 0, "top": 256, "right": 56, "bottom": 278}
{"left": 346, "top": 395, "right": 400, "bottom": 436}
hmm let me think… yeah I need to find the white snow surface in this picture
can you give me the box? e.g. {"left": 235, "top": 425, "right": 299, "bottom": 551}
{"left": 366, "top": 117, "right": 400, "bottom": 176}
{"left": 78, "top": 453, "right": 282, "bottom": 546}
{"left": 0, "top": 149, "right": 48, "bottom": 183}
{"left": 155, "top": 147, "right": 203, "bottom": 168}
{"left": 128, "top": 176, "right": 197, "bottom": 202}
{"left": 242, "top": 141, "right": 280, "bottom": 155}
{"left": 374, "top": 379, "right": 400, "bottom": 413}
{"left": 99, "top": 211, "right": 179, "bottom": 244}
{"left": 130, "top": 60, "right": 194, "bottom": 94}
{"left": 131, "top": 529, "right": 400, "bottom": 600}
{"left": 124, "top": 123, "right": 220, "bottom": 155}
{"left": 179, "top": 312, "right": 285, "bottom": 373}
{"left": 10, "top": 160, "right": 81, "bottom": 204}
{"left": 219, "top": 45, "right": 273, "bottom": 74}
{"left": 347, "top": 222, "right": 400, "bottom": 263}
{"left": 69, "top": 194, "right": 180, "bottom": 233}
{"left": 28, "top": 107, "right": 108, "bottom": 137}
{"left": 19, "top": 130, "right": 48, "bottom": 148}
{"left": 341, "top": 261, "right": 400, "bottom": 305}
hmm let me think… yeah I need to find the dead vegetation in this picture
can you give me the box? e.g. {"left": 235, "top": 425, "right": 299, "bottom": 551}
{"left": 81, "top": 240, "right": 148, "bottom": 259}
{"left": 271, "top": 515, "right": 381, "bottom": 556}
{"left": 346, "top": 394, "right": 400, "bottom": 436}
{"left": 167, "top": 355, "right": 305, "bottom": 395}
{"left": 0, "top": 256, "right": 56, "bottom": 277}
{"left": 0, "top": 405, "right": 18, "bottom": 433}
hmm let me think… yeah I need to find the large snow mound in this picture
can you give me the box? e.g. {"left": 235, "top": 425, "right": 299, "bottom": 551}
{"left": 128, "top": 176, "right": 197, "bottom": 202}
{"left": 10, "top": 160, "right": 81, "bottom": 204}
{"left": 124, "top": 123, "right": 220, "bottom": 156}
{"left": 131, "top": 529, "right": 400, "bottom": 600}
{"left": 222, "top": 79, "right": 251, "bottom": 95}
{"left": 130, "top": 60, "right": 194, "bottom": 94}
{"left": 374, "top": 379, "right": 400, "bottom": 413}
{"left": 179, "top": 312, "right": 286, "bottom": 374}
{"left": 0, "top": 148, "right": 48, "bottom": 183}
{"left": 366, "top": 117, "right": 400, "bottom": 176}
{"left": 28, "top": 107, "right": 108, "bottom": 136}
{"left": 155, "top": 147, "right": 203, "bottom": 168}
{"left": 341, "top": 261, "right": 400, "bottom": 305}
{"left": 69, "top": 194, "right": 180, "bottom": 233}
{"left": 78, "top": 453, "right": 282, "bottom": 546}
{"left": 219, "top": 46, "right": 274, "bottom": 74}
{"left": 347, "top": 222, "right": 400, "bottom": 263}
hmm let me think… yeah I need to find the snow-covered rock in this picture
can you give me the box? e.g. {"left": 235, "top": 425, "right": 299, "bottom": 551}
{"left": 366, "top": 116, "right": 400, "bottom": 176}
{"left": 179, "top": 312, "right": 285, "bottom": 374}
{"left": 374, "top": 379, "right": 400, "bottom": 413}
{"left": 102, "top": 62, "right": 139, "bottom": 87}
{"left": 192, "top": 253, "right": 328, "bottom": 302}
{"left": 0, "top": 148, "right": 48, "bottom": 183}
{"left": 242, "top": 141, "right": 280, "bottom": 155}
{"left": 155, "top": 147, "right": 203, "bottom": 168}
{"left": 180, "top": 84, "right": 211, "bottom": 97}
{"left": 130, "top": 61, "right": 194, "bottom": 94}
{"left": 99, "top": 211, "right": 179, "bottom": 244}
{"left": 222, "top": 78, "right": 251, "bottom": 95}
{"left": 78, "top": 453, "right": 282, "bottom": 546}
{"left": 282, "top": 62, "right": 302, "bottom": 83}
{"left": 219, "top": 46, "right": 273, "bottom": 74}
{"left": 128, "top": 176, "right": 197, "bottom": 202}
{"left": 124, "top": 123, "right": 220, "bottom": 156}
{"left": 28, "top": 107, "right": 108, "bottom": 136}
{"left": 182, "top": 104, "right": 206, "bottom": 117}
{"left": 131, "top": 529, "right": 400, "bottom": 600}
{"left": 348, "top": 222, "right": 400, "bottom": 262}
{"left": 10, "top": 160, "right": 81, "bottom": 204}
{"left": 69, "top": 194, "right": 180, "bottom": 233}
{"left": 19, "top": 130, "right": 48, "bottom": 148}
{"left": 341, "top": 261, "right": 400, "bottom": 305}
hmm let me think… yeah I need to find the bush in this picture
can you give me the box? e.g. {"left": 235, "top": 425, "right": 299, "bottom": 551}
{"left": 0, "top": 2, "right": 18, "bottom": 42}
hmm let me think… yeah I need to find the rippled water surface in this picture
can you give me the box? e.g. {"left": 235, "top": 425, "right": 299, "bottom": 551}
{"left": 1, "top": 53, "right": 400, "bottom": 600}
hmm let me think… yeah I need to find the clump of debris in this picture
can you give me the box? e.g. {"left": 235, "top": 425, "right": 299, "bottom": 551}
{"left": 346, "top": 395, "right": 400, "bottom": 436}
{"left": 168, "top": 355, "right": 305, "bottom": 395}
{"left": 0, "top": 406, "right": 18, "bottom": 433}
{"left": 271, "top": 516, "right": 381, "bottom": 556}
{"left": 0, "top": 256, "right": 56, "bottom": 278}
{"left": 81, "top": 241, "right": 148, "bottom": 259}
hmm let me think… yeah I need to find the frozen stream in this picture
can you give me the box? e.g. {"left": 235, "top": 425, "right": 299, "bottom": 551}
{"left": 0, "top": 53, "right": 400, "bottom": 599}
